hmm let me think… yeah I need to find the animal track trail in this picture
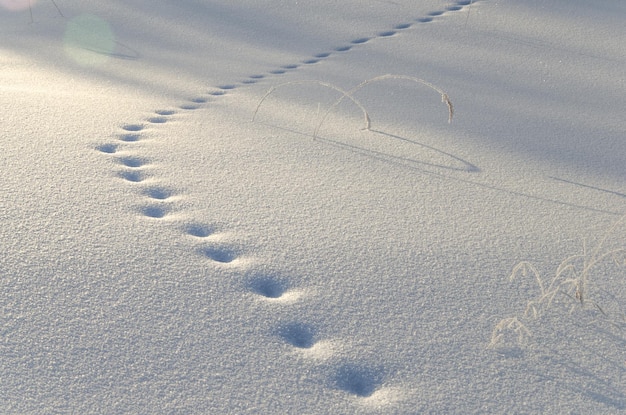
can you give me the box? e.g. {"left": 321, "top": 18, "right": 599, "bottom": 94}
{"left": 99, "top": 106, "right": 249, "bottom": 266}
{"left": 168, "top": 0, "right": 477, "bottom": 95}
{"left": 94, "top": 0, "right": 480, "bottom": 403}
{"left": 251, "top": 278, "right": 389, "bottom": 397}
{"left": 123, "top": 122, "right": 175, "bottom": 219}
{"left": 246, "top": 273, "right": 329, "bottom": 358}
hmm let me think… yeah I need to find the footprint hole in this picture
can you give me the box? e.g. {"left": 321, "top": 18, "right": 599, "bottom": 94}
{"left": 394, "top": 23, "right": 412, "bottom": 29}
{"left": 429, "top": 10, "right": 445, "bottom": 16}
{"left": 97, "top": 143, "right": 117, "bottom": 154}
{"left": 122, "top": 124, "right": 143, "bottom": 132}
{"left": 199, "top": 246, "right": 237, "bottom": 263}
{"left": 302, "top": 59, "right": 319, "bottom": 64}
{"left": 119, "top": 134, "right": 141, "bottom": 142}
{"left": 218, "top": 84, "right": 237, "bottom": 90}
{"left": 141, "top": 205, "right": 168, "bottom": 219}
{"left": 334, "top": 46, "right": 351, "bottom": 52}
{"left": 155, "top": 109, "right": 176, "bottom": 116}
{"left": 143, "top": 187, "right": 174, "bottom": 200}
{"left": 119, "top": 171, "right": 145, "bottom": 183}
{"left": 184, "top": 223, "right": 215, "bottom": 238}
{"left": 118, "top": 156, "right": 147, "bottom": 168}
{"left": 269, "top": 69, "right": 286, "bottom": 75}
{"left": 378, "top": 30, "right": 396, "bottom": 37}
{"left": 248, "top": 276, "right": 287, "bottom": 299}
{"left": 180, "top": 104, "right": 199, "bottom": 110}
{"left": 446, "top": 5, "right": 463, "bottom": 11}
{"left": 277, "top": 322, "right": 316, "bottom": 349}
{"left": 334, "top": 364, "right": 385, "bottom": 398}
{"left": 148, "top": 116, "right": 167, "bottom": 124}
{"left": 416, "top": 17, "right": 433, "bottom": 22}
{"left": 350, "top": 37, "right": 370, "bottom": 44}
{"left": 281, "top": 64, "right": 299, "bottom": 69}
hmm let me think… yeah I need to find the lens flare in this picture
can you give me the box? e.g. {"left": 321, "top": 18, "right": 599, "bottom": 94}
{"left": 63, "top": 14, "right": 115, "bottom": 67}
{"left": 0, "top": 0, "right": 34, "bottom": 11}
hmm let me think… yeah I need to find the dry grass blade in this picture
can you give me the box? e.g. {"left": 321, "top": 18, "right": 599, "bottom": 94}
{"left": 29, "top": 0, "right": 65, "bottom": 23}
{"left": 491, "top": 215, "right": 626, "bottom": 349}
{"left": 510, "top": 261, "right": 544, "bottom": 294}
{"left": 252, "top": 75, "right": 453, "bottom": 139}
{"left": 251, "top": 80, "right": 370, "bottom": 129}
{"left": 488, "top": 317, "right": 531, "bottom": 349}
{"left": 442, "top": 93, "right": 454, "bottom": 123}
{"left": 314, "top": 74, "right": 454, "bottom": 138}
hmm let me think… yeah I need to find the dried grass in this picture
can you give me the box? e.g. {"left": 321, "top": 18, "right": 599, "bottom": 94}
{"left": 252, "top": 74, "right": 453, "bottom": 138}
{"left": 489, "top": 215, "right": 626, "bottom": 349}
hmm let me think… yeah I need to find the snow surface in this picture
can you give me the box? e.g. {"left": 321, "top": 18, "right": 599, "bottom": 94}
{"left": 1, "top": 0, "right": 625, "bottom": 413}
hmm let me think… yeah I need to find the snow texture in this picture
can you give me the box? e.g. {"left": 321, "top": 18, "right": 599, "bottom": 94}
{"left": 1, "top": 0, "right": 625, "bottom": 413}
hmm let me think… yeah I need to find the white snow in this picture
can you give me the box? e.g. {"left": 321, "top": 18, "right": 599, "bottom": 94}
{"left": 1, "top": 0, "right": 625, "bottom": 413}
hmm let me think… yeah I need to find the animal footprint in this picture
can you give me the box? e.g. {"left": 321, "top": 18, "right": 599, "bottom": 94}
{"left": 155, "top": 109, "right": 176, "bottom": 116}
{"left": 119, "top": 124, "right": 144, "bottom": 141}
{"left": 248, "top": 276, "right": 288, "bottom": 299}
{"left": 143, "top": 187, "right": 174, "bottom": 200}
{"left": 146, "top": 109, "right": 176, "bottom": 124}
{"left": 96, "top": 143, "right": 117, "bottom": 154}
{"left": 141, "top": 205, "right": 168, "bottom": 219}
{"left": 119, "top": 170, "right": 146, "bottom": 183}
{"left": 180, "top": 97, "right": 208, "bottom": 110}
{"left": 199, "top": 245, "right": 238, "bottom": 263}
{"left": 119, "top": 133, "right": 141, "bottom": 142}
{"left": 184, "top": 223, "right": 215, "bottom": 238}
{"left": 333, "top": 364, "right": 385, "bottom": 398}
{"left": 121, "top": 124, "right": 144, "bottom": 132}
{"left": 243, "top": 74, "right": 265, "bottom": 84}
{"left": 117, "top": 156, "right": 148, "bottom": 168}
{"left": 147, "top": 116, "right": 167, "bottom": 124}
{"left": 278, "top": 322, "right": 317, "bottom": 349}
{"left": 180, "top": 103, "right": 200, "bottom": 110}
{"left": 217, "top": 84, "right": 237, "bottom": 91}
{"left": 351, "top": 37, "right": 370, "bottom": 44}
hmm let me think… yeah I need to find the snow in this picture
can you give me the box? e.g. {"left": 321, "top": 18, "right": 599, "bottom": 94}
{"left": 1, "top": 0, "right": 625, "bottom": 413}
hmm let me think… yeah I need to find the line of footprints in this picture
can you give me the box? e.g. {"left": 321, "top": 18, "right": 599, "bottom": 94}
{"left": 97, "top": 0, "right": 477, "bottom": 400}
{"left": 99, "top": 105, "right": 390, "bottom": 400}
